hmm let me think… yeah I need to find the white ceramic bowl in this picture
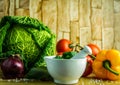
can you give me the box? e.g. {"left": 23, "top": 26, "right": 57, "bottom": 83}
{"left": 44, "top": 56, "right": 87, "bottom": 84}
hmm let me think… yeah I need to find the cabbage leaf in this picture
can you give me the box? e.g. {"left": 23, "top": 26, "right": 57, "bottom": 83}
{"left": 0, "top": 16, "right": 56, "bottom": 72}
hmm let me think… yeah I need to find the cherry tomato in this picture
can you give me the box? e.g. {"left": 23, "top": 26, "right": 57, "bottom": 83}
{"left": 56, "top": 39, "right": 72, "bottom": 55}
{"left": 87, "top": 43, "right": 100, "bottom": 56}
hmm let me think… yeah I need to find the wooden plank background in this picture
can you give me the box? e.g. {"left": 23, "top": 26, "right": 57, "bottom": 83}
{"left": 0, "top": 0, "right": 120, "bottom": 50}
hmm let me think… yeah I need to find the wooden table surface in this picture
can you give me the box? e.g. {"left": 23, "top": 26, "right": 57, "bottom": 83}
{"left": 0, "top": 77, "right": 120, "bottom": 85}
{"left": 0, "top": 69, "right": 120, "bottom": 85}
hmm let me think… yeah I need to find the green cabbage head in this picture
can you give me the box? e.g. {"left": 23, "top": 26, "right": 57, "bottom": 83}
{"left": 0, "top": 16, "right": 56, "bottom": 72}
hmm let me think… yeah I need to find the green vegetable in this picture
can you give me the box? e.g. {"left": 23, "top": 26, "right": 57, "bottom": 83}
{"left": 0, "top": 16, "right": 56, "bottom": 73}
{"left": 62, "top": 51, "right": 77, "bottom": 59}
{"left": 25, "top": 67, "right": 53, "bottom": 81}
{"left": 54, "top": 55, "right": 63, "bottom": 59}
{"left": 55, "top": 51, "right": 77, "bottom": 59}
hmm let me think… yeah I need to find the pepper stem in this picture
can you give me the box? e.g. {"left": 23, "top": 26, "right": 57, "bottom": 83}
{"left": 103, "top": 60, "right": 119, "bottom": 75}
{"left": 89, "top": 54, "right": 96, "bottom": 60}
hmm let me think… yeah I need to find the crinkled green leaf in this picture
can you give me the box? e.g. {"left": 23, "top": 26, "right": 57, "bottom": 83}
{"left": 0, "top": 16, "right": 56, "bottom": 73}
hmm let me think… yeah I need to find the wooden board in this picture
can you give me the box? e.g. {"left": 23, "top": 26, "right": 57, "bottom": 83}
{"left": 0, "top": 77, "right": 119, "bottom": 85}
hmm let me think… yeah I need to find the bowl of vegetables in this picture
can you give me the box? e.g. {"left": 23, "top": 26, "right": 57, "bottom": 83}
{"left": 44, "top": 51, "right": 87, "bottom": 84}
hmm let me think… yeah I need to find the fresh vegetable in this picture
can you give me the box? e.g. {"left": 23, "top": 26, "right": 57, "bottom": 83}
{"left": 83, "top": 43, "right": 100, "bottom": 77}
{"left": 1, "top": 54, "right": 24, "bottom": 79}
{"left": 0, "top": 16, "right": 56, "bottom": 73}
{"left": 55, "top": 51, "right": 77, "bottom": 59}
{"left": 62, "top": 51, "right": 77, "bottom": 59}
{"left": 92, "top": 49, "right": 120, "bottom": 80}
{"left": 87, "top": 43, "right": 100, "bottom": 56}
{"left": 82, "top": 56, "right": 93, "bottom": 77}
{"left": 82, "top": 43, "right": 100, "bottom": 77}
{"left": 54, "top": 55, "right": 63, "bottom": 59}
{"left": 25, "top": 67, "right": 53, "bottom": 81}
{"left": 56, "top": 39, "right": 73, "bottom": 55}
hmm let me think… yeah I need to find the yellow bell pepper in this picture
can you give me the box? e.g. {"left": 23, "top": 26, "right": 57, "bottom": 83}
{"left": 92, "top": 49, "right": 120, "bottom": 80}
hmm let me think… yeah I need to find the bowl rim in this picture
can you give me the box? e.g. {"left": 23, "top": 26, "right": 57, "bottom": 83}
{"left": 44, "top": 56, "right": 86, "bottom": 61}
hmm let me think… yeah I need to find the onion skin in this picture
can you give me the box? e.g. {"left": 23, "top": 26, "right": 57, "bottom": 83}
{"left": 1, "top": 54, "right": 24, "bottom": 79}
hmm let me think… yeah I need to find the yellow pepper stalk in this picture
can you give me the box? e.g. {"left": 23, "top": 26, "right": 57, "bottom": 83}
{"left": 92, "top": 49, "right": 120, "bottom": 80}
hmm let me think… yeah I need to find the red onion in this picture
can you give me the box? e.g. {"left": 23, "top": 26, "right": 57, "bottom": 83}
{"left": 1, "top": 54, "right": 24, "bottom": 79}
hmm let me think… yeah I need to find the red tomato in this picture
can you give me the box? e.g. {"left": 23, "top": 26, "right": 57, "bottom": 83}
{"left": 83, "top": 43, "right": 100, "bottom": 77}
{"left": 82, "top": 56, "right": 93, "bottom": 77}
{"left": 56, "top": 39, "right": 72, "bottom": 55}
{"left": 87, "top": 43, "right": 100, "bottom": 56}
{"left": 86, "top": 55, "right": 93, "bottom": 65}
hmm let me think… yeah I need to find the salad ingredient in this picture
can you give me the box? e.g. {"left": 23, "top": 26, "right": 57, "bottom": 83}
{"left": 56, "top": 39, "right": 73, "bottom": 55}
{"left": 92, "top": 49, "right": 120, "bottom": 80}
{"left": 0, "top": 16, "right": 56, "bottom": 73}
{"left": 82, "top": 56, "right": 93, "bottom": 77}
{"left": 1, "top": 54, "right": 24, "bottom": 79}
{"left": 82, "top": 43, "right": 100, "bottom": 77}
{"left": 54, "top": 55, "right": 63, "bottom": 59}
{"left": 62, "top": 51, "right": 77, "bottom": 59}
{"left": 55, "top": 51, "right": 77, "bottom": 59}
{"left": 25, "top": 67, "right": 53, "bottom": 81}
{"left": 87, "top": 43, "right": 100, "bottom": 56}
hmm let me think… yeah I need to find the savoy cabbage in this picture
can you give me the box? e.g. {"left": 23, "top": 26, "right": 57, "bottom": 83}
{"left": 0, "top": 16, "right": 56, "bottom": 73}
